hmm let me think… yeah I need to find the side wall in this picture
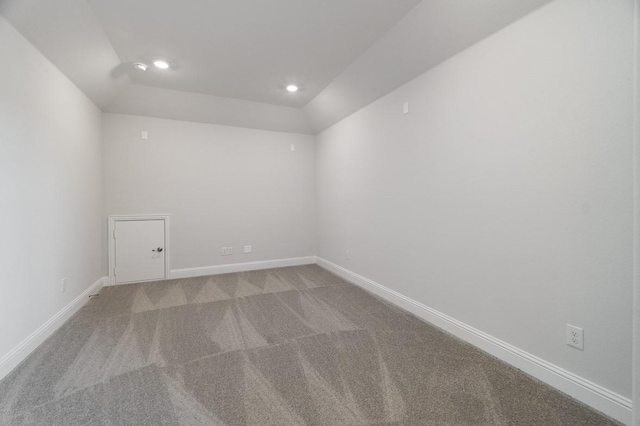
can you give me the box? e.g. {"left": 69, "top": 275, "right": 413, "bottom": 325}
{"left": 102, "top": 113, "right": 316, "bottom": 274}
{"left": 632, "top": 0, "right": 640, "bottom": 422}
{"left": 0, "top": 17, "right": 103, "bottom": 374}
{"left": 316, "top": 0, "right": 634, "bottom": 402}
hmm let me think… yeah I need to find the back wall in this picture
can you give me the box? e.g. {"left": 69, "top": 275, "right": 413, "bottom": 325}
{"left": 102, "top": 113, "right": 315, "bottom": 273}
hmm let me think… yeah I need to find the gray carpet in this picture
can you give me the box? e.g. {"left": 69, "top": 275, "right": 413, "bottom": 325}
{"left": 0, "top": 265, "right": 619, "bottom": 425}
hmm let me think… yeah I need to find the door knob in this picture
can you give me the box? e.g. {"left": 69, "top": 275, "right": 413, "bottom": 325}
{"left": 152, "top": 247, "right": 164, "bottom": 252}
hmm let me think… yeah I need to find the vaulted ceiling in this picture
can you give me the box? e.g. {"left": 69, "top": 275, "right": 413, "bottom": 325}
{"left": 1, "top": 0, "right": 553, "bottom": 134}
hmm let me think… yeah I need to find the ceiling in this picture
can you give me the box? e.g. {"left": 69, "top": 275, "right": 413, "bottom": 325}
{"left": 0, "top": 0, "right": 553, "bottom": 134}
{"left": 87, "top": 0, "right": 421, "bottom": 108}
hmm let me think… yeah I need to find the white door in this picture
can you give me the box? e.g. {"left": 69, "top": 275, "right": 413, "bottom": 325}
{"left": 114, "top": 219, "right": 166, "bottom": 284}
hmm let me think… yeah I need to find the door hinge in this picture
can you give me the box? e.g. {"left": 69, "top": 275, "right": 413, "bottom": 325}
{"left": 113, "top": 267, "right": 116, "bottom": 277}
{"left": 113, "top": 229, "right": 116, "bottom": 239}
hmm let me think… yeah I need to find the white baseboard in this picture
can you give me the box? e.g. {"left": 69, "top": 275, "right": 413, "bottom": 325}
{"left": 170, "top": 256, "right": 317, "bottom": 279}
{"left": 0, "top": 276, "right": 106, "bottom": 382}
{"left": 316, "top": 257, "right": 632, "bottom": 425}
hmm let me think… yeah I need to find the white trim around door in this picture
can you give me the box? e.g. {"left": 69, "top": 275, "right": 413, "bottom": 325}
{"left": 107, "top": 214, "right": 171, "bottom": 286}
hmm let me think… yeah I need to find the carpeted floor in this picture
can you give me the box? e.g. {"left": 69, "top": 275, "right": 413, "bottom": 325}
{"left": 0, "top": 265, "right": 620, "bottom": 425}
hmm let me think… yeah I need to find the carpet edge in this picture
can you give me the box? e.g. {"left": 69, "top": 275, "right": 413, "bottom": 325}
{"left": 167, "top": 256, "right": 317, "bottom": 280}
{"left": 316, "top": 256, "right": 632, "bottom": 425}
{"left": 0, "top": 276, "right": 106, "bottom": 382}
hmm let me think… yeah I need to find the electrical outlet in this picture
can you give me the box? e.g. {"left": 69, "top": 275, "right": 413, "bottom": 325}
{"left": 566, "top": 324, "right": 584, "bottom": 350}
{"left": 61, "top": 278, "right": 67, "bottom": 293}
{"left": 228, "top": 247, "right": 233, "bottom": 255}
{"left": 345, "top": 250, "right": 350, "bottom": 260}
{"left": 221, "top": 247, "right": 227, "bottom": 256}
{"left": 244, "top": 245, "right": 252, "bottom": 254}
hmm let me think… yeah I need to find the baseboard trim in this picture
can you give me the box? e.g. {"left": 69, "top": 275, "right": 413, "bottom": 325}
{"left": 0, "top": 276, "right": 106, "bottom": 382}
{"left": 316, "top": 257, "right": 632, "bottom": 425}
{"left": 170, "top": 256, "right": 317, "bottom": 279}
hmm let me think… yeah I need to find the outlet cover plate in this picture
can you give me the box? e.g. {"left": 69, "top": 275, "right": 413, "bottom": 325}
{"left": 566, "top": 324, "right": 584, "bottom": 350}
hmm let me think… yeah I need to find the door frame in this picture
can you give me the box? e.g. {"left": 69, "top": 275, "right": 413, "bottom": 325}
{"left": 108, "top": 214, "right": 171, "bottom": 286}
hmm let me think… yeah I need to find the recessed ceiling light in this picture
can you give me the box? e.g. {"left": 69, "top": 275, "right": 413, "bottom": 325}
{"left": 133, "top": 62, "right": 148, "bottom": 71}
{"left": 286, "top": 84, "right": 299, "bottom": 93}
{"left": 153, "top": 60, "right": 170, "bottom": 69}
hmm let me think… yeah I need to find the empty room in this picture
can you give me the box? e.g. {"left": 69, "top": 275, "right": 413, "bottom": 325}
{"left": 1, "top": 0, "right": 639, "bottom": 425}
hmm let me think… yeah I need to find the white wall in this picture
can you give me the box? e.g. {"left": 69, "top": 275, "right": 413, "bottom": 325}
{"left": 0, "top": 17, "right": 103, "bottom": 361}
{"left": 102, "top": 114, "right": 315, "bottom": 272}
{"left": 632, "top": 0, "right": 640, "bottom": 423}
{"left": 106, "top": 85, "right": 313, "bottom": 135}
{"left": 316, "top": 0, "right": 634, "bottom": 400}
